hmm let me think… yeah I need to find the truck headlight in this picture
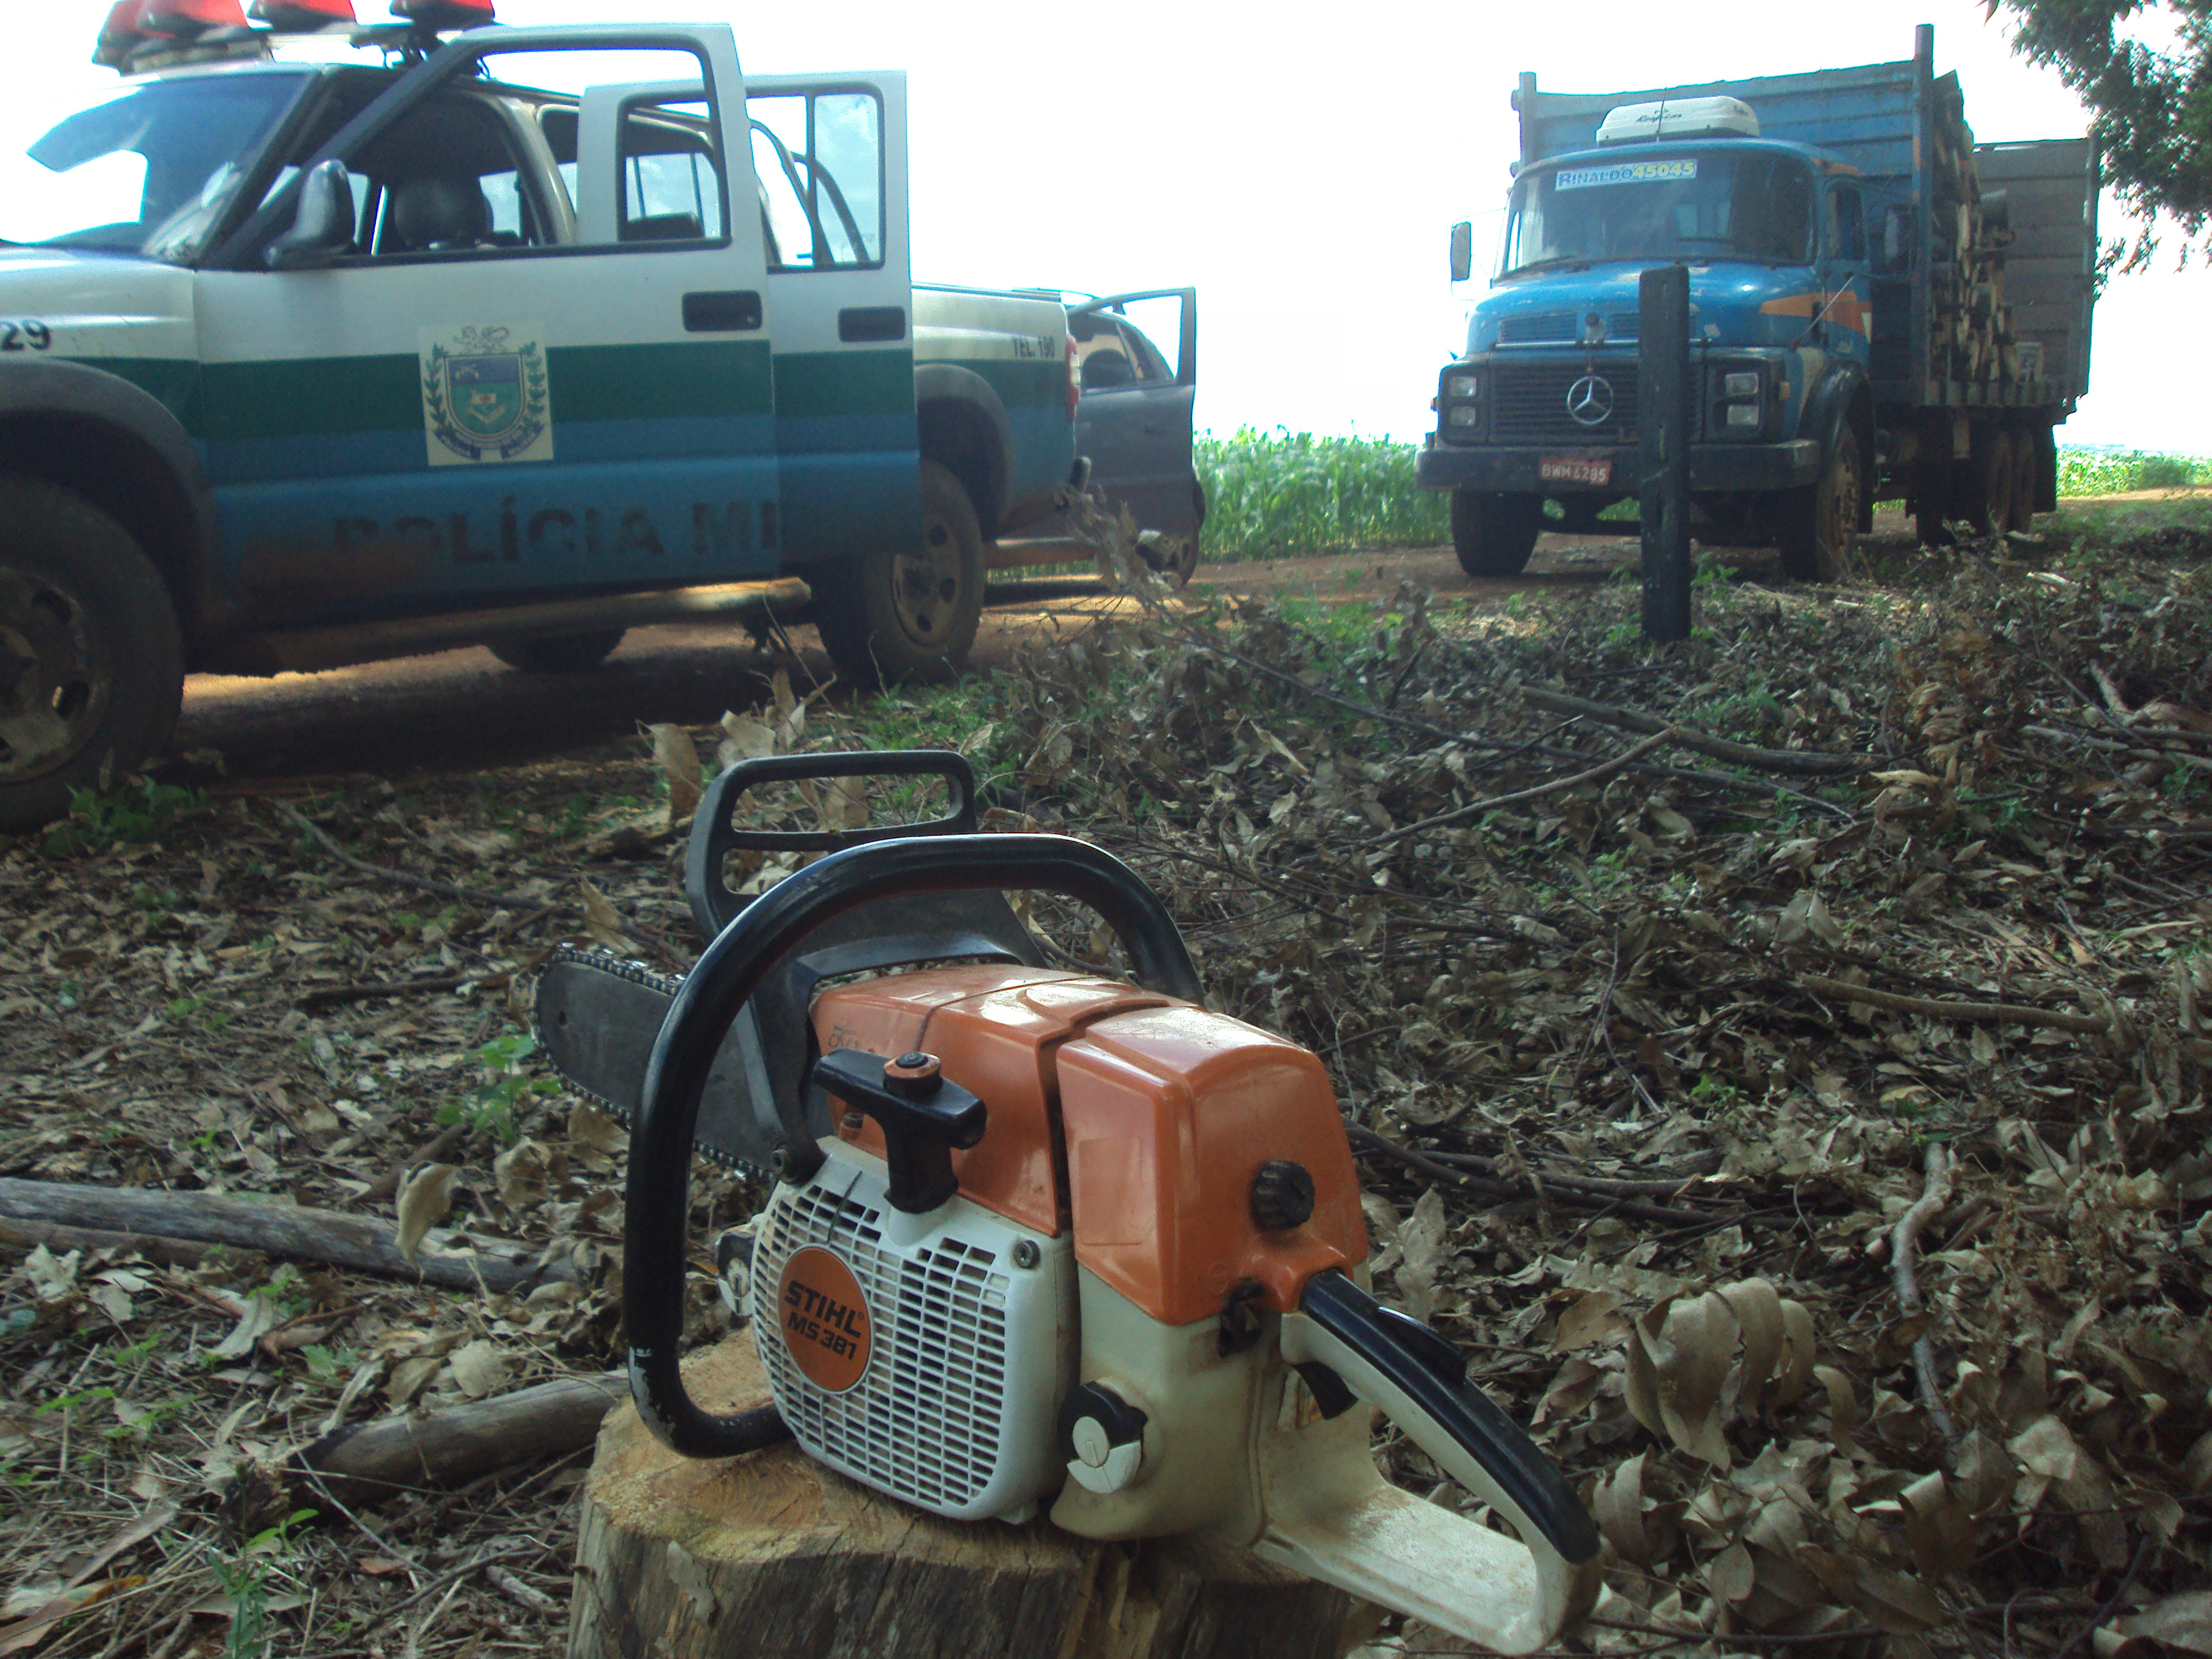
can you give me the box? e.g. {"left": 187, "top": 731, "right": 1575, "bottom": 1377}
{"left": 1721, "top": 370, "right": 1760, "bottom": 398}
{"left": 1444, "top": 372, "right": 1479, "bottom": 399}
{"left": 1725, "top": 403, "right": 1762, "bottom": 428}
{"left": 1446, "top": 405, "right": 1481, "bottom": 427}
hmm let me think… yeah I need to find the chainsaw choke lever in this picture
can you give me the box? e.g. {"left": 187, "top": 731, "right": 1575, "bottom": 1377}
{"left": 813, "top": 1047, "right": 986, "bottom": 1213}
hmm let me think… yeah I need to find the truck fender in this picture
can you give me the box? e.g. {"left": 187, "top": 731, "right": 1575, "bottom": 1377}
{"left": 913, "top": 363, "right": 1012, "bottom": 534}
{"left": 0, "top": 358, "right": 216, "bottom": 635}
{"left": 1798, "top": 363, "right": 1875, "bottom": 479}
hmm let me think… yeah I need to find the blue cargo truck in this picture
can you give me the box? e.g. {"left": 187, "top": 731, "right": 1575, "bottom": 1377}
{"left": 1415, "top": 25, "right": 2098, "bottom": 580}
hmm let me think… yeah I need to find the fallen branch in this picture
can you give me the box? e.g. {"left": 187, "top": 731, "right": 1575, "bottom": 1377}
{"left": 0, "top": 1218, "right": 213, "bottom": 1270}
{"left": 276, "top": 803, "right": 537, "bottom": 910}
{"left": 297, "top": 974, "right": 474, "bottom": 1011}
{"left": 1797, "top": 973, "right": 2111, "bottom": 1034}
{"left": 1344, "top": 1124, "right": 1733, "bottom": 1230}
{"left": 1419, "top": 1146, "right": 1738, "bottom": 1201}
{"left": 1892, "top": 1141, "right": 1960, "bottom": 1460}
{"left": 0, "top": 1180, "right": 574, "bottom": 1295}
{"left": 296, "top": 1371, "right": 643, "bottom": 1507}
{"left": 1363, "top": 729, "right": 1680, "bottom": 850}
{"left": 1518, "top": 686, "right": 1875, "bottom": 775}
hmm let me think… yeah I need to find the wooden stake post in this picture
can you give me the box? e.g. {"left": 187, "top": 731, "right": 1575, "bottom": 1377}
{"left": 1638, "top": 263, "right": 1692, "bottom": 643}
{"left": 569, "top": 1335, "right": 1367, "bottom": 1659}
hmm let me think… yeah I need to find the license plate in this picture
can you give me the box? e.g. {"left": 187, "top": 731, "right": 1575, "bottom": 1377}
{"left": 1539, "top": 455, "right": 1612, "bottom": 487}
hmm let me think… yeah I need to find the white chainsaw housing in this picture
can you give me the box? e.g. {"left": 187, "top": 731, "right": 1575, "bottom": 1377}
{"left": 748, "top": 1139, "right": 1075, "bottom": 1523}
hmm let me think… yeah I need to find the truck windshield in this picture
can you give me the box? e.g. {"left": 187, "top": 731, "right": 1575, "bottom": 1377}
{"left": 1499, "top": 150, "right": 1815, "bottom": 275}
{"left": 1, "top": 71, "right": 310, "bottom": 264}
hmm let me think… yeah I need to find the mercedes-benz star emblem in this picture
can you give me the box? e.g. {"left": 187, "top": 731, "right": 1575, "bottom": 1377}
{"left": 1566, "top": 374, "right": 1615, "bottom": 427}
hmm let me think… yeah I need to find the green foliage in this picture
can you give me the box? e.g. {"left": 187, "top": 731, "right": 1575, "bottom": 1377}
{"left": 1196, "top": 428, "right": 1448, "bottom": 559}
{"left": 218, "top": 1510, "right": 317, "bottom": 1659}
{"left": 44, "top": 778, "right": 208, "bottom": 857}
{"left": 2059, "top": 448, "right": 2212, "bottom": 495}
{"left": 438, "top": 1031, "right": 559, "bottom": 1145}
{"left": 1994, "top": 0, "right": 2211, "bottom": 248}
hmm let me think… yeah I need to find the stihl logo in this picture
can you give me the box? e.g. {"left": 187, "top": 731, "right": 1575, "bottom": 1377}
{"left": 775, "top": 1247, "right": 873, "bottom": 1393}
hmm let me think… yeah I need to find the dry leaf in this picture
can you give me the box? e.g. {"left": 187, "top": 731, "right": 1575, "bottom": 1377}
{"left": 1553, "top": 1290, "right": 1626, "bottom": 1352}
{"left": 2113, "top": 1593, "right": 2212, "bottom": 1657}
{"left": 649, "top": 725, "right": 703, "bottom": 822}
{"left": 1395, "top": 1187, "right": 1447, "bottom": 1321}
{"left": 447, "top": 1339, "right": 511, "bottom": 1401}
{"left": 395, "top": 1164, "right": 460, "bottom": 1267}
{"left": 578, "top": 880, "right": 640, "bottom": 957}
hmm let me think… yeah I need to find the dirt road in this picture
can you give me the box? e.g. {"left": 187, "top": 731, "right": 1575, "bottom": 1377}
{"left": 164, "top": 507, "right": 1910, "bottom": 791}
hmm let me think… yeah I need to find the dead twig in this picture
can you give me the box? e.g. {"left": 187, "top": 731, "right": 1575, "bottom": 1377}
{"left": 297, "top": 974, "right": 475, "bottom": 1011}
{"left": 1344, "top": 1124, "right": 1737, "bottom": 1230}
{"left": 1362, "top": 729, "right": 1680, "bottom": 850}
{"left": 1518, "top": 685, "right": 1879, "bottom": 774}
{"left": 276, "top": 803, "right": 537, "bottom": 910}
{"left": 1797, "top": 973, "right": 2113, "bottom": 1034}
{"left": 1892, "top": 1140, "right": 1960, "bottom": 1460}
{"left": 2052, "top": 1532, "right": 2156, "bottom": 1659}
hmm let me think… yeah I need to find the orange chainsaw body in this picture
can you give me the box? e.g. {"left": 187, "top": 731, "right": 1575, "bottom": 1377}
{"left": 813, "top": 965, "right": 1367, "bottom": 1323}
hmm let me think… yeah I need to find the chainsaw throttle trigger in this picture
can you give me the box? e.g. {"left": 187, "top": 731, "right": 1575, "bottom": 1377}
{"left": 813, "top": 1046, "right": 986, "bottom": 1214}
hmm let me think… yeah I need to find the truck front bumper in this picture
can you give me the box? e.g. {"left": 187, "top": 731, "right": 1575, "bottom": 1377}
{"left": 1413, "top": 439, "right": 1821, "bottom": 494}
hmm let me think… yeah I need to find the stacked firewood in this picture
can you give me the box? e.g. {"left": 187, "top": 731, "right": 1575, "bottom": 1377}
{"left": 1927, "top": 83, "right": 2026, "bottom": 384}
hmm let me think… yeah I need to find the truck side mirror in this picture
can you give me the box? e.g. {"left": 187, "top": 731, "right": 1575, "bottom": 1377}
{"left": 267, "top": 160, "right": 357, "bottom": 272}
{"left": 1449, "top": 221, "right": 1474, "bottom": 284}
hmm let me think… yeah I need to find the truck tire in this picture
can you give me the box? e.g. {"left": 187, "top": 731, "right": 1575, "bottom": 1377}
{"left": 814, "top": 460, "right": 984, "bottom": 687}
{"left": 1450, "top": 491, "right": 1543, "bottom": 578}
{"left": 0, "top": 475, "right": 185, "bottom": 833}
{"left": 491, "top": 630, "right": 626, "bottom": 673}
{"left": 1777, "top": 433, "right": 1861, "bottom": 582}
{"left": 2008, "top": 435, "right": 2039, "bottom": 531}
{"left": 1954, "top": 428, "right": 2016, "bottom": 535}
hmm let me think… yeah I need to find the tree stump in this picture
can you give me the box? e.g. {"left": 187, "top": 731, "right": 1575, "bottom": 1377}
{"left": 569, "top": 1334, "right": 1369, "bottom": 1659}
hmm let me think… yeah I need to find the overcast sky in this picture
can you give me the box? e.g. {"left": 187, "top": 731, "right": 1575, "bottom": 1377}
{"left": 12, "top": 0, "right": 2206, "bottom": 454}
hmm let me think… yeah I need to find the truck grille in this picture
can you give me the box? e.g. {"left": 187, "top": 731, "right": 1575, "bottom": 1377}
{"left": 1489, "top": 360, "right": 1640, "bottom": 444}
{"left": 1496, "top": 312, "right": 1642, "bottom": 346}
{"left": 756, "top": 1182, "right": 1011, "bottom": 1513}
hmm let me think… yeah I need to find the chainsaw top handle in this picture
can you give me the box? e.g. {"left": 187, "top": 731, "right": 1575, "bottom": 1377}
{"left": 626, "top": 833, "right": 1205, "bottom": 1461}
{"left": 685, "top": 750, "right": 984, "bottom": 940}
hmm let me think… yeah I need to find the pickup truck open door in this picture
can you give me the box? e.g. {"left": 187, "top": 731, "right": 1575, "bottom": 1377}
{"left": 1070, "top": 288, "right": 1201, "bottom": 561}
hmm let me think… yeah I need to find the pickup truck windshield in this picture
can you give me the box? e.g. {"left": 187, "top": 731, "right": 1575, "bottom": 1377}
{"left": 1499, "top": 150, "right": 1815, "bottom": 275}
{"left": 3, "top": 72, "right": 310, "bottom": 263}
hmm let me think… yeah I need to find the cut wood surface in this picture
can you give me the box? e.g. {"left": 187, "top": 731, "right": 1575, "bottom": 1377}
{"left": 300, "top": 1371, "right": 628, "bottom": 1508}
{"left": 569, "top": 1335, "right": 1364, "bottom": 1659}
{"left": 0, "top": 1178, "right": 573, "bottom": 1295}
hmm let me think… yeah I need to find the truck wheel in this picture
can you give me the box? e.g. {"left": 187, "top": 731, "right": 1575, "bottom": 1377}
{"left": 1449, "top": 491, "right": 1543, "bottom": 578}
{"left": 814, "top": 460, "right": 984, "bottom": 687}
{"left": 2008, "top": 435, "right": 2039, "bottom": 531}
{"left": 1778, "top": 434, "right": 1862, "bottom": 582}
{"left": 0, "top": 476, "right": 184, "bottom": 833}
{"left": 1955, "top": 429, "right": 2016, "bottom": 535}
{"left": 490, "top": 630, "right": 626, "bottom": 673}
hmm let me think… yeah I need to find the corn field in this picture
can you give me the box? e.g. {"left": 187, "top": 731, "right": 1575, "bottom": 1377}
{"left": 1193, "top": 432, "right": 2211, "bottom": 563}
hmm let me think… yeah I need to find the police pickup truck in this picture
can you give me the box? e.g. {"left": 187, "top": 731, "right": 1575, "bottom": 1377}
{"left": 0, "top": 0, "right": 1085, "bottom": 831}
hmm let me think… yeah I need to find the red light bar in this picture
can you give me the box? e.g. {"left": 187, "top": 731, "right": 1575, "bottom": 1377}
{"left": 250, "top": 0, "right": 357, "bottom": 28}
{"left": 95, "top": 0, "right": 151, "bottom": 64}
{"left": 390, "top": 0, "right": 494, "bottom": 27}
{"left": 141, "top": 0, "right": 250, "bottom": 28}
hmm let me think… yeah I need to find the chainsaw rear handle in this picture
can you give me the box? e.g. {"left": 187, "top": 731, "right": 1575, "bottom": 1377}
{"left": 686, "top": 750, "right": 984, "bottom": 939}
{"left": 627, "top": 833, "right": 1205, "bottom": 1460}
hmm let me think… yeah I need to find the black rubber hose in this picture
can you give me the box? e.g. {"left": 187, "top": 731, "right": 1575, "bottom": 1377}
{"left": 1298, "top": 1269, "right": 1601, "bottom": 1563}
{"left": 625, "top": 833, "right": 1204, "bottom": 1460}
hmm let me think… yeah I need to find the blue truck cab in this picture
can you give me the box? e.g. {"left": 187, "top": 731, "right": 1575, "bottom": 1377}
{"left": 1416, "top": 27, "right": 2097, "bottom": 581}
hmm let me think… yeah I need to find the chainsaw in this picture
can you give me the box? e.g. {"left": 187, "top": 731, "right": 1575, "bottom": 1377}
{"left": 537, "top": 751, "right": 1602, "bottom": 1651}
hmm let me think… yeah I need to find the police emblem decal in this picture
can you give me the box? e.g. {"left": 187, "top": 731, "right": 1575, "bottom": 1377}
{"left": 419, "top": 323, "right": 554, "bottom": 466}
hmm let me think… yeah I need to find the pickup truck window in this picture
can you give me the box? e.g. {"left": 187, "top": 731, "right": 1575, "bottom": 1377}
{"left": 749, "top": 90, "right": 884, "bottom": 270}
{"left": 325, "top": 45, "right": 721, "bottom": 260}
{"left": 1500, "top": 149, "right": 1816, "bottom": 275}
{"left": 4, "top": 71, "right": 312, "bottom": 263}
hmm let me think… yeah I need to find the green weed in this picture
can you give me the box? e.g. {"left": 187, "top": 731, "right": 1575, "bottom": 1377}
{"left": 438, "top": 1032, "right": 560, "bottom": 1145}
{"left": 44, "top": 778, "right": 209, "bottom": 857}
{"left": 217, "top": 1510, "right": 317, "bottom": 1659}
